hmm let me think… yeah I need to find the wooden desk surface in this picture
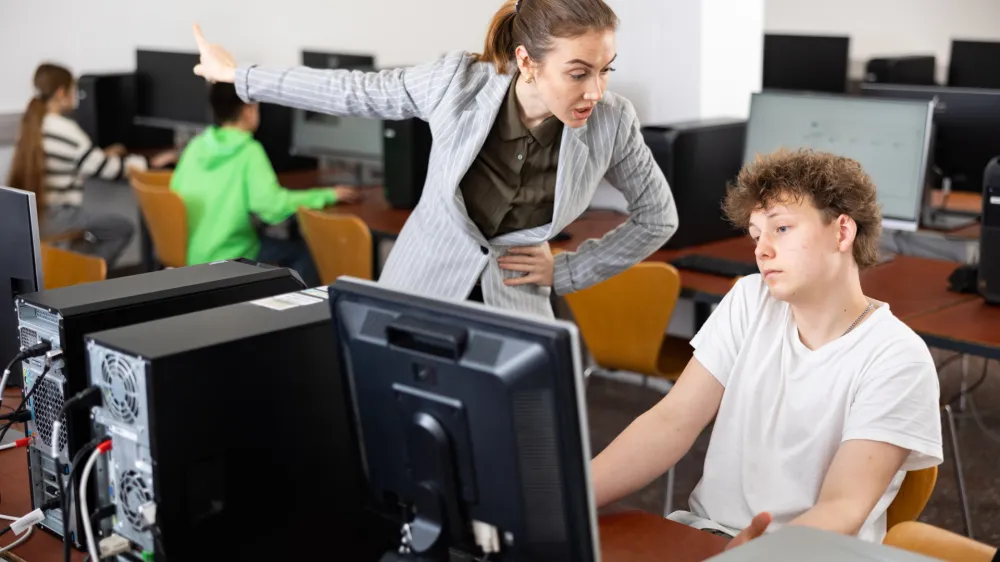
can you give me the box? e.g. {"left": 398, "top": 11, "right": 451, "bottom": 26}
{"left": 0, "top": 389, "right": 723, "bottom": 562}
{"left": 905, "top": 298, "right": 1000, "bottom": 360}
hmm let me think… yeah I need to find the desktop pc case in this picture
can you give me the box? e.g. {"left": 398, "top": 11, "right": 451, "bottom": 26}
{"left": 84, "top": 289, "right": 395, "bottom": 560}
{"left": 864, "top": 56, "right": 936, "bottom": 86}
{"left": 14, "top": 260, "right": 305, "bottom": 547}
{"left": 641, "top": 119, "right": 746, "bottom": 248}
{"left": 979, "top": 157, "right": 1000, "bottom": 304}
{"left": 382, "top": 118, "right": 432, "bottom": 209}
{"left": 74, "top": 73, "right": 174, "bottom": 149}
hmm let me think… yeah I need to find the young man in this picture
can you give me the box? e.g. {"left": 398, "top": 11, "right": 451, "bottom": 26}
{"left": 591, "top": 149, "right": 943, "bottom": 548}
{"left": 170, "top": 82, "right": 359, "bottom": 286}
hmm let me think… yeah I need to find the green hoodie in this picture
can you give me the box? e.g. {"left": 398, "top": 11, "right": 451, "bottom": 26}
{"left": 170, "top": 126, "right": 337, "bottom": 265}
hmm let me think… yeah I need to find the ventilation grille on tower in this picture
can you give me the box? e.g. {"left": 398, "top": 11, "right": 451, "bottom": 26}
{"left": 100, "top": 354, "right": 141, "bottom": 425}
{"left": 19, "top": 327, "right": 38, "bottom": 349}
{"left": 118, "top": 470, "right": 154, "bottom": 531}
{"left": 31, "top": 378, "right": 67, "bottom": 455}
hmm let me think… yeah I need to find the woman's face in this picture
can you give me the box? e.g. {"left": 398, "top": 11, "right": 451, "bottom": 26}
{"left": 519, "top": 29, "right": 617, "bottom": 128}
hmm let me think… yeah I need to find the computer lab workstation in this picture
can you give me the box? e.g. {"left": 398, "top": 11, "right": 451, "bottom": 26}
{"left": 3, "top": 23, "right": 1000, "bottom": 562}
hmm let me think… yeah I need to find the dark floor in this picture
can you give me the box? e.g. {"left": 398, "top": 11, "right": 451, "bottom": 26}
{"left": 585, "top": 350, "right": 1000, "bottom": 545}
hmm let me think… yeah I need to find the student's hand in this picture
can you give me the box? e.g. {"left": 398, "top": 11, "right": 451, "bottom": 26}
{"left": 333, "top": 186, "right": 362, "bottom": 204}
{"left": 104, "top": 143, "right": 127, "bottom": 157}
{"left": 498, "top": 243, "right": 554, "bottom": 287}
{"left": 150, "top": 150, "right": 178, "bottom": 169}
{"left": 724, "top": 512, "right": 772, "bottom": 551}
{"left": 192, "top": 24, "right": 237, "bottom": 84}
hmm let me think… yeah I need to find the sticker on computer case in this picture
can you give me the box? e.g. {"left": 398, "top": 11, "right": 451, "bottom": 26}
{"left": 301, "top": 288, "right": 329, "bottom": 300}
{"left": 990, "top": 196, "right": 1000, "bottom": 205}
{"left": 249, "top": 291, "right": 324, "bottom": 311}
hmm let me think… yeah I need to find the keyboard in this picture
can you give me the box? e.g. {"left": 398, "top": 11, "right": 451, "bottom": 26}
{"left": 669, "top": 254, "right": 759, "bottom": 278}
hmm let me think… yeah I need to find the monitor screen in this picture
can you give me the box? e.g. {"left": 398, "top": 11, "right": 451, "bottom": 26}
{"left": 292, "top": 51, "right": 382, "bottom": 161}
{"left": 860, "top": 83, "right": 1000, "bottom": 194}
{"left": 948, "top": 40, "right": 1000, "bottom": 90}
{"left": 763, "top": 34, "right": 850, "bottom": 94}
{"left": 0, "top": 187, "right": 43, "bottom": 388}
{"left": 328, "top": 277, "right": 598, "bottom": 561}
{"left": 135, "top": 49, "right": 210, "bottom": 126}
{"left": 744, "top": 92, "right": 934, "bottom": 230}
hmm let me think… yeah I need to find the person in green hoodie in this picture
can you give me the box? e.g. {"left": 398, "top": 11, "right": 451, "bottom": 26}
{"left": 170, "top": 82, "right": 359, "bottom": 286}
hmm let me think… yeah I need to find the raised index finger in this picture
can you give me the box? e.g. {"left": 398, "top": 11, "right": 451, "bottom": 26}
{"left": 193, "top": 23, "right": 209, "bottom": 50}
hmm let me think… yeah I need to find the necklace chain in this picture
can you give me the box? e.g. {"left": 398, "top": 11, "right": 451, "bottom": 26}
{"left": 842, "top": 301, "right": 874, "bottom": 337}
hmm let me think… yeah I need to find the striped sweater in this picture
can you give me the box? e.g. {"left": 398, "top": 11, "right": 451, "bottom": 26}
{"left": 42, "top": 113, "right": 147, "bottom": 207}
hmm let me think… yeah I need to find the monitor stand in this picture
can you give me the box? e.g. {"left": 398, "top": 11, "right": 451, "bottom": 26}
{"left": 921, "top": 207, "right": 979, "bottom": 231}
{"left": 317, "top": 155, "right": 371, "bottom": 186}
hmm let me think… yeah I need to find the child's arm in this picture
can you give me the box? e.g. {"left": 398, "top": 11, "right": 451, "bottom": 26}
{"left": 245, "top": 143, "right": 341, "bottom": 225}
{"left": 58, "top": 120, "right": 148, "bottom": 181}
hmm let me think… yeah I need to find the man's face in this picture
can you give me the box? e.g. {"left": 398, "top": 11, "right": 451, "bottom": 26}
{"left": 748, "top": 196, "right": 849, "bottom": 302}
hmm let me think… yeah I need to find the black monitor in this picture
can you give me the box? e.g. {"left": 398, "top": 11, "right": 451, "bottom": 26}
{"left": 0, "top": 187, "right": 43, "bottom": 390}
{"left": 763, "top": 34, "right": 850, "bottom": 94}
{"left": 292, "top": 51, "right": 382, "bottom": 184}
{"left": 328, "top": 278, "right": 598, "bottom": 561}
{"left": 134, "top": 49, "right": 211, "bottom": 128}
{"left": 860, "top": 83, "right": 1000, "bottom": 196}
{"left": 948, "top": 40, "right": 1000, "bottom": 90}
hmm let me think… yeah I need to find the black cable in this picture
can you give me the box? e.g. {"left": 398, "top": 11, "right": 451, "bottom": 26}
{"left": 944, "top": 359, "right": 992, "bottom": 407}
{"left": 0, "top": 524, "right": 11, "bottom": 538}
{"left": 0, "top": 341, "right": 52, "bottom": 410}
{"left": 0, "top": 362, "right": 53, "bottom": 444}
{"left": 61, "top": 437, "right": 105, "bottom": 562}
{"left": 0, "top": 410, "right": 32, "bottom": 423}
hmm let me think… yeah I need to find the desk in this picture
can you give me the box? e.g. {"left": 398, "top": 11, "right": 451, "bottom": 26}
{"left": 0, "top": 389, "right": 724, "bottom": 562}
{"left": 905, "top": 298, "right": 1000, "bottom": 361}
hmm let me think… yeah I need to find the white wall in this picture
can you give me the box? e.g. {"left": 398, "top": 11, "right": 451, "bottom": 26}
{"left": 0, "top": 0, "right": 499, "bottom": 114}
{"left": 765, "top": 0, "right": 1000, "bottom": 82}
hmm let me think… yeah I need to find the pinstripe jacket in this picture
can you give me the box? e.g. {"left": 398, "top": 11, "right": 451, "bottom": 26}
{"left": 235, "top": 50, "right": 678, "bottom": 318}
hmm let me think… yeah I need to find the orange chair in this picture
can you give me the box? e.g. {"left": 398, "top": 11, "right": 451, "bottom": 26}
{"left": 887, "top": 467, "right": 938, "bottom": 530}
{"left": 41, "top": 244, "right": 107, "bottom": 289}
{"left": 563, "top": 261, "right": 690, "bottom": 515}
{"left": 884, "top": 521, "right": 996, "bottom": 561}
{"left": 129, "top": 169, "right": 173, "bottom": 189}
{"left": 297, "top": 208, "right": 373, "bottom": 284}
{"left": 131, "top": 180, "right": 188, "bottom": 268}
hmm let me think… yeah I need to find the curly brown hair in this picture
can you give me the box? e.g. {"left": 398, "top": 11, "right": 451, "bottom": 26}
{"left": 722, "top": 148, "right": 882, "bottom": 269}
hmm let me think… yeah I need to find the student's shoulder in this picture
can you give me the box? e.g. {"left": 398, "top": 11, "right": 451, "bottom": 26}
{"left": 42, "top": 113, "right": 90, "bottom": 145}
{"left": 860, "top": 310, "right": 937, "bottom": 380}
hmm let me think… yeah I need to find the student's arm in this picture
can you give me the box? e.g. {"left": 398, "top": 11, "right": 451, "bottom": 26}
{"left": 591, "top": 357, "right": 723, "bottom": 508}
{"left": 552, "top": 99, "right": 678, "bottom": 295}
{"left": 59, "top": 120, "right": 148, "bottom": 181}
{"left": 787, "top": 440, "right": 908, "bottom": 535}
{"left": 245, "top": 144, "right": 338, "bottom": 225}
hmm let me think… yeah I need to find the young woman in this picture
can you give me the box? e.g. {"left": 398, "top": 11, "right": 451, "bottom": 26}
{"left": 192, "top": 0, "right": 678, "bottom": 317}
{"left": 7, "top": 63, "right": 177, "bottom": 266}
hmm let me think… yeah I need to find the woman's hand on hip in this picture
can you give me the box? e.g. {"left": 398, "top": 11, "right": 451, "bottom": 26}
{"left": 498, "top": 244, "right": 554, "bottom": 288}
{"left": 192, "top": 24, "right": 237, "bottom": 84}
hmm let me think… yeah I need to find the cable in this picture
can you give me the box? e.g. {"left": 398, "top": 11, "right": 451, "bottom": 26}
{"left": 0, "top": 341, "right": 52, "bottom": 410}
{"left": 944, "top": 358, "right": 991, "bottom": 407}
{"left": 0, "top": 350, "right": 61, "bottom": 444}
{"left": 0, "top": 526, "right": 33, "bottom": 555}
{"left": 60, "top": 437, "right": 104, "bottom": 562}
{"left": 80, "top": 440, "right": 112, "bottom": 562}
{"left": 0, "top": 438, "right": 31, "bottom": 453}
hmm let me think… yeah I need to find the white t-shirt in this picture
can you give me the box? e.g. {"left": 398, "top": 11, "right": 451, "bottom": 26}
{"left": 684, "top": 274, "right": 943, "bottom": 543}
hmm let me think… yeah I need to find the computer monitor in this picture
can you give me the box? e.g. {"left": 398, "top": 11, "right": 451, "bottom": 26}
{"left": 860, "top": 83, "right": 1000, "bottom": 196}
{"left": 292, "top": 51, "right": 382, "bottom": 184}
{"left": 134, "top": 49, "right": 211, "bottom": 129}
{"left": 948, "top": 40, "right": 1000, "bottom": 90}
{"left": 0, "top": 187, "right": 43, "bottom": 389}
{"left": 328, "top": 277, "right": 598, "bottom": 561}
{"left": 763, "top": 34, "right": 850, "bottom": 94}
{"left": 744, "top": 91, "right": 934, "bottom": 232}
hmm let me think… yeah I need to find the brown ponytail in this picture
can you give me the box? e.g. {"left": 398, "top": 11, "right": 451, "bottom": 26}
{"left": 476, "top": 0, "right": 619, "bottom": 75}
{"left": 7, "top": 63, "right": 74, "bottom": 212}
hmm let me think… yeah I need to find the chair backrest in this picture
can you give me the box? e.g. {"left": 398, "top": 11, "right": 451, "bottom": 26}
{"left": 41, "top": 243, "right": 107, "bottom": 290}
{"left": 129, "top": 169, "right": 173, "bottom": 188}
{"left": 563, "top": 262, "right": 682, "bottom": 375}
{"left": 131, "top": 179, "right": 188, "bottom": 268}
{"left": 297, "top": 208, "right": 373, "bottom": 284}
{"left": 886, "top": 466, "right": 938, "bottom": 530}
{"left": 884, "top": 521, "right": 996, "bottom": 561}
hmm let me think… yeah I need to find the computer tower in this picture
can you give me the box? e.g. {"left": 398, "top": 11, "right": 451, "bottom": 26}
{"left": 256, "top": 103, "right": 317, "bottom": 173}
{"left": 14, "top": 260, "right": 305, "bottom": 547}
{"left": 74, "top": 73, "right": 174, "bottom": 150}
{"left": 979, "top": 157, "right": 1000, "bottom": 304}
{"left": 642, "top": 119, "right": 746, "bottom": 248}
{"left": 84, "top": 288, "right": 395, "bottom": 560}
{"left": 382, "top": 118, "right": 431, "bottom": 209}
{"left": 864, "top": 56, "right": 937, "bottom": 86}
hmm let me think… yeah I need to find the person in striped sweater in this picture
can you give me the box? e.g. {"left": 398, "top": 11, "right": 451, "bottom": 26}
{"left": 7, "top": 63, "right": 177, "bottom": 266}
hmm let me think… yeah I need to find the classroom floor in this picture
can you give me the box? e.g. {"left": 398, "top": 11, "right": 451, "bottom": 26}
{"left": 586, "top": 350, "right": 1000, "bottom": 545}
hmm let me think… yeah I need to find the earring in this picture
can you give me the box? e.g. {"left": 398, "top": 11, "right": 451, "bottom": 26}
{"left": 524, "top": 75, "right": 534, "bottom": 84}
